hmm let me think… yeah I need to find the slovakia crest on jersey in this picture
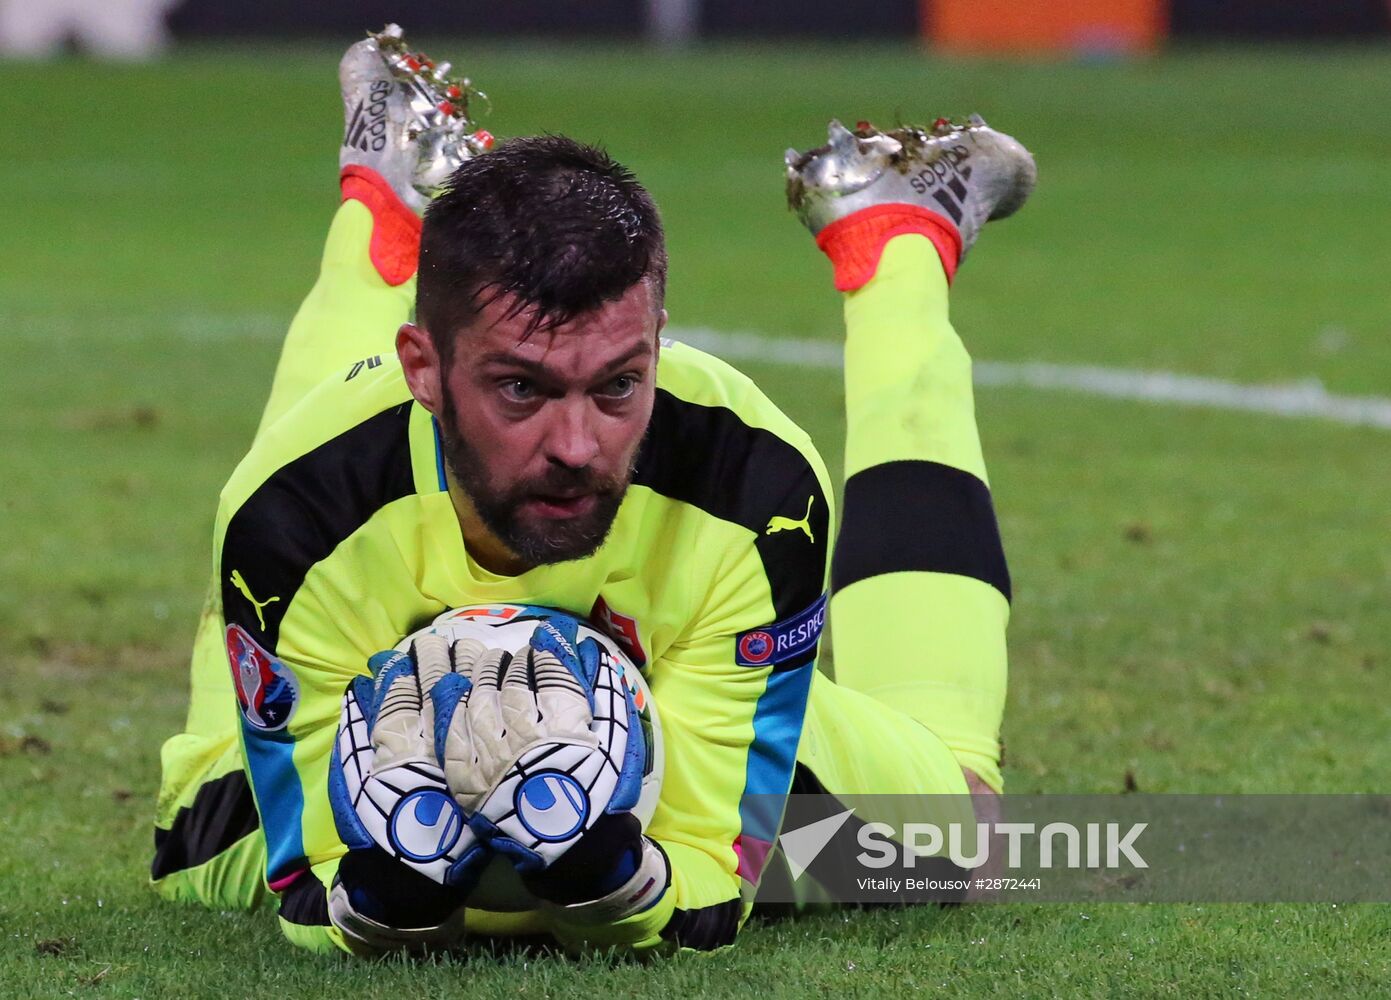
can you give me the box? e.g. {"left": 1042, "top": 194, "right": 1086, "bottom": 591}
{"left": 590, "top": 596, "right": 648, "bottom": 667}
{"left": 226, "top": 623, "right": 299, "bottom": 732}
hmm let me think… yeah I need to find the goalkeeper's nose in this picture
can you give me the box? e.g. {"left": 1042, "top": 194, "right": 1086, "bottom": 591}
{"left": 540, "top": 399, "right": 603, "bottom": 472}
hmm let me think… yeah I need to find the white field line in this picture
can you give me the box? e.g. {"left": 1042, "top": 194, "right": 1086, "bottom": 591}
{"left": 670, "top": 326, "right": 1391, "bottom": 432}
{"left": 14, "top": 310, "right": 1386, "bottom": 431}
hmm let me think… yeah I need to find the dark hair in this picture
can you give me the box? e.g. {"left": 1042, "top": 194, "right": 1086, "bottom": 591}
{"left": 416, "top": 135, "right": 667, "bottom": 357}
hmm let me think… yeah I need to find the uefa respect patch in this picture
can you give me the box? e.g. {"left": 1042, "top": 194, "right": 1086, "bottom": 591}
{"left": 735, "top": 593, "right": 828, "bottom": 668}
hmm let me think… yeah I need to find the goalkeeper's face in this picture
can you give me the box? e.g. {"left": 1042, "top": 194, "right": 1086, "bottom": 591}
{"left": 403, "top": 281, "right": 664, "bottom": 570}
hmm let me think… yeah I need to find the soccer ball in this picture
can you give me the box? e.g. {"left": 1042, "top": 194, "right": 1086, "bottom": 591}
{"left": 404, "top": 602, "right": 663, "bottom": 912}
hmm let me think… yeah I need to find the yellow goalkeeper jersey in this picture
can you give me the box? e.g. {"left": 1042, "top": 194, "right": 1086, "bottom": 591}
{"left": 213, "top": 339, "right": 832, "bottom": 952}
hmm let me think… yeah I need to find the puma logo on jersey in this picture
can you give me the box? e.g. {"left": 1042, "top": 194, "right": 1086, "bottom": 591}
{"left": 765, "top": 496, "right": 815, "bottom": 543}
{"left": 230, "top": 570, "right": 280, "bottom": 631}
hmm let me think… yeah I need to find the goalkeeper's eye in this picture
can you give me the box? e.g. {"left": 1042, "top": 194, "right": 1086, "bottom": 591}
{"left": 598, "top": 374, "right": 638, "bottom": 400}
{"left": 499, "top": 378, "right": 539, "bottom": 403}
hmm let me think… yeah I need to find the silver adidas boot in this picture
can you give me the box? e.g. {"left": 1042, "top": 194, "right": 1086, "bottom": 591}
{"left": 786, "top": 116, "right": 1036, "bottom": 261}
{"left": 339, "top": 23, "right": 494, "bottom": 214}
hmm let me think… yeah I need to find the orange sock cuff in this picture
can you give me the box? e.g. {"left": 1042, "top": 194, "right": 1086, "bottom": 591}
{"left": 339, "top": 165, "right": 423, "bottom": 287}
{"left": 814, "top": 204, "right": 961, "bottom": 291}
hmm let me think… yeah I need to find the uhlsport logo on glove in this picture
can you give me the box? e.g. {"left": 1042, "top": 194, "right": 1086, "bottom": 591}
{"left": 389, "top": 788, "right": 467, "bottom": 863}
{"left": 515, "top": 771, "right": 590, "bottom": 842}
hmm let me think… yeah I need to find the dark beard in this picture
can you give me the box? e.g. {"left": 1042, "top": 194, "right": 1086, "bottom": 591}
{"left": 437, "top": 398, "right": 631, "bottom": 567}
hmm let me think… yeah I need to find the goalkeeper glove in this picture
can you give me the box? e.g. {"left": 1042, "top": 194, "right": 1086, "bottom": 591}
{"left": 439, "top": 616, "right": 669, "bottom": 924}
{"left": 325, "top": 638, "right": 489, "bottom": 953}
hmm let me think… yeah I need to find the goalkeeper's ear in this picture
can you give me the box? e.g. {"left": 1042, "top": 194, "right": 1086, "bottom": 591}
{"left": 398, "top": 321, "right": 444, "bottom": 416}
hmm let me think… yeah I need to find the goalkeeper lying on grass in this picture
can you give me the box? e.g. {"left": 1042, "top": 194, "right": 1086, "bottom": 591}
{"left": 151, "top": 23, "right": 1033, "bottom": 955}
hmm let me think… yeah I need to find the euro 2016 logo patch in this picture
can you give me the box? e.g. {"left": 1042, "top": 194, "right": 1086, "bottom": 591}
{"left": 225, "top": 623, "right": 299, "bottom": 732}
{"left": 735, "top": 593, "right": 829, "bottom": 668}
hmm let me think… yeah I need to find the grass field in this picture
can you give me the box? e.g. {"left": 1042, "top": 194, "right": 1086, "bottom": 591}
{"left": 2, "top": 39, "right": 1390, "bottom": 997}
